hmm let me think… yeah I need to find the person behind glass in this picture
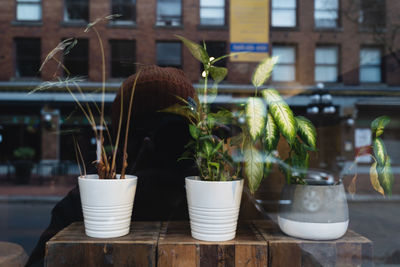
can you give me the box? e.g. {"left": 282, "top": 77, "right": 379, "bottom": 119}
{"left": 26, "top": 65, "right": 198, "bottom": 266}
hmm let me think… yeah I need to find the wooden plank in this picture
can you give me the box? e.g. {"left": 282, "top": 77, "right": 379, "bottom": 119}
{"left": 46, "top": 221, "right": 161, "bottom": 267}
{"left": 253, "top": 220, "right": 373, "bottom": 267}
{"left": 157, "top": 221, "right": 268, "bottom": 267}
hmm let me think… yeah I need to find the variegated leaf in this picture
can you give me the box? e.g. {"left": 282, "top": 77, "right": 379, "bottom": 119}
{"left": 245, "top": 97, "right": 266, "bottom": 140}
{"left": 176, "top": 35, "right": 209, "bottom": 64}
{"left": 295, "top": 116, "right": 317, "bottom": 150}
{"left": 265, "top": 112, "right": 279, "bottom": 151}
{"left": 371, "top": 116, "right": 390, "bottom": 137}
{"left": 251, "top": 56, "right": 279, "bottom": 88}
{"left": 348, "top": 174, "right": 357, "bottom": 196}
{"left": 370, "top": 161, "right": 385, "bottom": 196}
{"left": 262, "top": 89, "right": 296, "bottom": 145}
{"left": 380, "top": 156, "right": 394, "bottom": 196}
{"left": 244, "top": 144, "right": 264, "bottom": 194}
{"left": 373, "top": 138, "right": 386, "bottom": 166}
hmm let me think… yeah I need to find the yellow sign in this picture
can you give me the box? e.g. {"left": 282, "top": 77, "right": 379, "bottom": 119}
{"left": 230, "top": 0, "right": 270, "bottom": 62}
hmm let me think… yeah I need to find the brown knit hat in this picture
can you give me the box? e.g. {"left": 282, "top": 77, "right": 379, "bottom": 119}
{"left": 112, "top": 65, "right": 196, "bottom": 133}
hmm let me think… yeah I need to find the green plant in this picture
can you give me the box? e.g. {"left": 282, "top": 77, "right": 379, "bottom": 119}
{"left": 32, "top": 14, "right": 137, "bottom": 179}
{"left": 13, "top": 147, "right": 35, "bottom": 160}
{"left": 173, "top": 36, "right": 317, "bottom": 189}
{"left": 168, "top": 36, "right": 240, "bottom": 181}
{"left": 243, "top": 58, "right": 317, "bottom": 193}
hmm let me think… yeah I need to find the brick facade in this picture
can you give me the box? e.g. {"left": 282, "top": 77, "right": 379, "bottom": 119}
{"left": 0, "top": 0, "right": 399, "bottom": 86}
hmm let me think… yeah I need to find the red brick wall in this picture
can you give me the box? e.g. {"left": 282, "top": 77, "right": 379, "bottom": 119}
{"left": 0, "top": 0, "right": 399, "bottom": 86}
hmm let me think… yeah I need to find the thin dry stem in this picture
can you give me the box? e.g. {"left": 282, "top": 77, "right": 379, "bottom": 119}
{"left": 75, "top": 136, "right": 87, "bottom": 176}
{"left": 121, "top": 70, "right": 141, "bottom": 178}
{"left": 73, "top": 135, "right": 83, "bottom": 177}
{"left": 111, "top": 83, "right": 124, "bottom": 176}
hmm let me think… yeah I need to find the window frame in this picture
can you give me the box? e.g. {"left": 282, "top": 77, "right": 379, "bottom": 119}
{"left": 359, "top": 46, "right": 384, "bottom": 84}
{"left": 156, "top": 41, "right": 182, "bottom": 68}
{"left": 110, "top": 0, "right": 136, "bottom": 25}
{"left": 155, "top": 0, "right": 183, "bottom": 27}
{"left": 270, "top": 0, "right": 298, "bottom": 29}
{"left": 14, "top": 37, "right": 41, "bottom": 78}
{"left": 15, "top": 0, "right": 42, "bottom": 22}
{"left": 199, "top": 0, "right": 226, "bottom": 26}
{"left": 314, "top": 0, "right": 340, "bottom": 29}
{"left": 359, "top": 0, "right": 386, "bottom": 30}
{"left": 271, "top": 44, "right": 298, "bottom": 82}
{"left": 63, "top": 0, "right": 89, "bottom": 23}
{"left": 62, "top": 38, "right": 89, "bottom": 77}
{"left": 314, "top": 45, "right": 340, "bottom": 83}
{"left": 109, "top": 39, "right": 136, "bottom": 78}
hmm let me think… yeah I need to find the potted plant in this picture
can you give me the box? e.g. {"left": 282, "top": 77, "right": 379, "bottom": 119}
{"left": 238, "top": 58, "right": 349, "bottom": 240}
{"left": 13, "top": 147, "right": 35, "bottom": 184}
{"left": 170, "top": 36, "right": 243, "bottom": 241}
{"left": 34, "top": 15, "right": 138, "bottom": 238}
{"left": 243, "top": 58, "right": 394, "bottom": 239}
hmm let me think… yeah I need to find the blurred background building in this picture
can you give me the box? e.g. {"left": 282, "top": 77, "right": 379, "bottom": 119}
{"left": 0, "top": 0, "right": 399, "bottom": 178}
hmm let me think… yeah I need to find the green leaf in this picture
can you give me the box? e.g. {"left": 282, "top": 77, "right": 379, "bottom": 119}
{"left": 380, "top": 156, "right": 394, "bottom": 196}
{"left": 373, "top": 138, "right": 386, "bottom": 166}
{"left": 295, "top": 116, "right": 317, "bottom": 150}
{"left": 189, "top": 124, "right": 199, "bottom": 140}
{"left": 176, "top": 35, "right": 209, "bottom": 64}
{"left": 203, "top": 141, "right": 213, "bottom": 158}
{"left": 209, "top": 66, "right": 227, "bottom": 83}
{"left": 262, "top": 89, "right": 296, "bottom": 145}
{"left": 244, "top": 144, "right": 264, "bottom": 194}
{"left": 265, "top": 112, "right": 279, "bottom": 151}
{"left": 371, "top": 116, "right": 390, "bottom": 137}
{"left": 160, "top": 103, "right": 195, "bottom": 121}
{"left": 251, "top": 56, "right": 278, "bottom": 88}
{"left": 370, "top": 161, "right": 385, "bottom": 196}
{"left": 208, "top": 110, "right": 233, "bottom": 125}
{"left": 245, "top": 97, "right": 266, "bottom": 140}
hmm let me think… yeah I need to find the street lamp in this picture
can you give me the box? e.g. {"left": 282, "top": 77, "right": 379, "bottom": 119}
{"left": 306, "top": 83, "right": 336, "bottom": 117}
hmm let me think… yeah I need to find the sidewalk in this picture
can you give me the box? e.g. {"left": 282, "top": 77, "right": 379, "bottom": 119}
{"left": 0, "top": 182, "right": 76, "bottom": 203}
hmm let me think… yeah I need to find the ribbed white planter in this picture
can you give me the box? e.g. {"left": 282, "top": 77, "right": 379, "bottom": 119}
{"left": 185, "top": 176, "right": 243, "bottom": 242}
{"left": 78, "top": 174, "right": 138, "bottom": 238}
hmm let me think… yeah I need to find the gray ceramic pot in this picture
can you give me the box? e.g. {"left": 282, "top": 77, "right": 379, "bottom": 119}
{"left": 278, "top": 172, "right": 349, "bottom": 240}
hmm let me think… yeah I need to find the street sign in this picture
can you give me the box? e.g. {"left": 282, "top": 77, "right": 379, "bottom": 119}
{"left": 230, "top": 0, "right": 270, "bottom": 62}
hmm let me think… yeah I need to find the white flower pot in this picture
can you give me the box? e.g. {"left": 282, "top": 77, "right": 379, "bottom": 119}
{"left": 185, "top": 176, "right": 244, "bottom": 241}
{"left": 78, "top": 174, "right": 138, "bottom": 238}
{"left": 278, "top": 182, "right": 349, "bottom": 240}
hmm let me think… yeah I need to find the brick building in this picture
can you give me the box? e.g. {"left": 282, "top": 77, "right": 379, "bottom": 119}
{"left": 0, "top": 0, "right": 400, "bottom": 172}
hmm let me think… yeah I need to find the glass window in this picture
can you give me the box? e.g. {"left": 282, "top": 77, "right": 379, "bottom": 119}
{"left": 315, "top": 46, "right": 338, "bottom": 82}
{"left": 360, "top": 48, "right": 382, "bottom": 83}
{"left": 203, "top": 41, "right": 227, "bottom": 67}
{"left": 272, "top": 46, "right": 296, "bottom": 82}
{"left": 15, "top": 38, "right": 41, "bottom": 77}
{"left": 110, "top": 40, "right": 136, "bottom": 78}
{"left": 63, "top": 39, "right": 89, "bottom": 77}
{"left": 111, "top": 0, "right": 136, "bottom": 24}
{"left": 314, "top": 0, "right": 338, "bottom": 28}
{"left": 64, "top": 0, "right": 89, "bottom": 22}
{"left": 156, "top": 42, "right": 182, "bottom": 68}
{"left": 16, "top": 0, "right": 42, "bottom": 21}
{"left": 199, "top": 0, "right": 225, "bottom": 26}
{"left": 271, "top": 0, "right": 296, "bottom": 28}
{"left": 359, "top": 0, "right": 385, "bottom": 29}
{"left": 156, "top": 0, "right": 182, "bottom": 26}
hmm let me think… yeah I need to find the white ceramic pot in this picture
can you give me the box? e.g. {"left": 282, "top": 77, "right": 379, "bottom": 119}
{"left": 185, "top": 176, "right": 244, "bottom": 241}
{"left": 278, "top": 181, "right": 349, "bottom": 240}
{"left": 78, "top": 174, "right": 138, "bottom": 238}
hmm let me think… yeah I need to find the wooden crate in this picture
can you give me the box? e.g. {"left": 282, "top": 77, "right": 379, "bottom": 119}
{"left": 157, "top": 221, "right": 268, "bottom": 267}
{"left": 252, "top": 220, "right": 373, "bottom": 267}
{"left": 45, "top": 221, "right": 161, "bottom": 267}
